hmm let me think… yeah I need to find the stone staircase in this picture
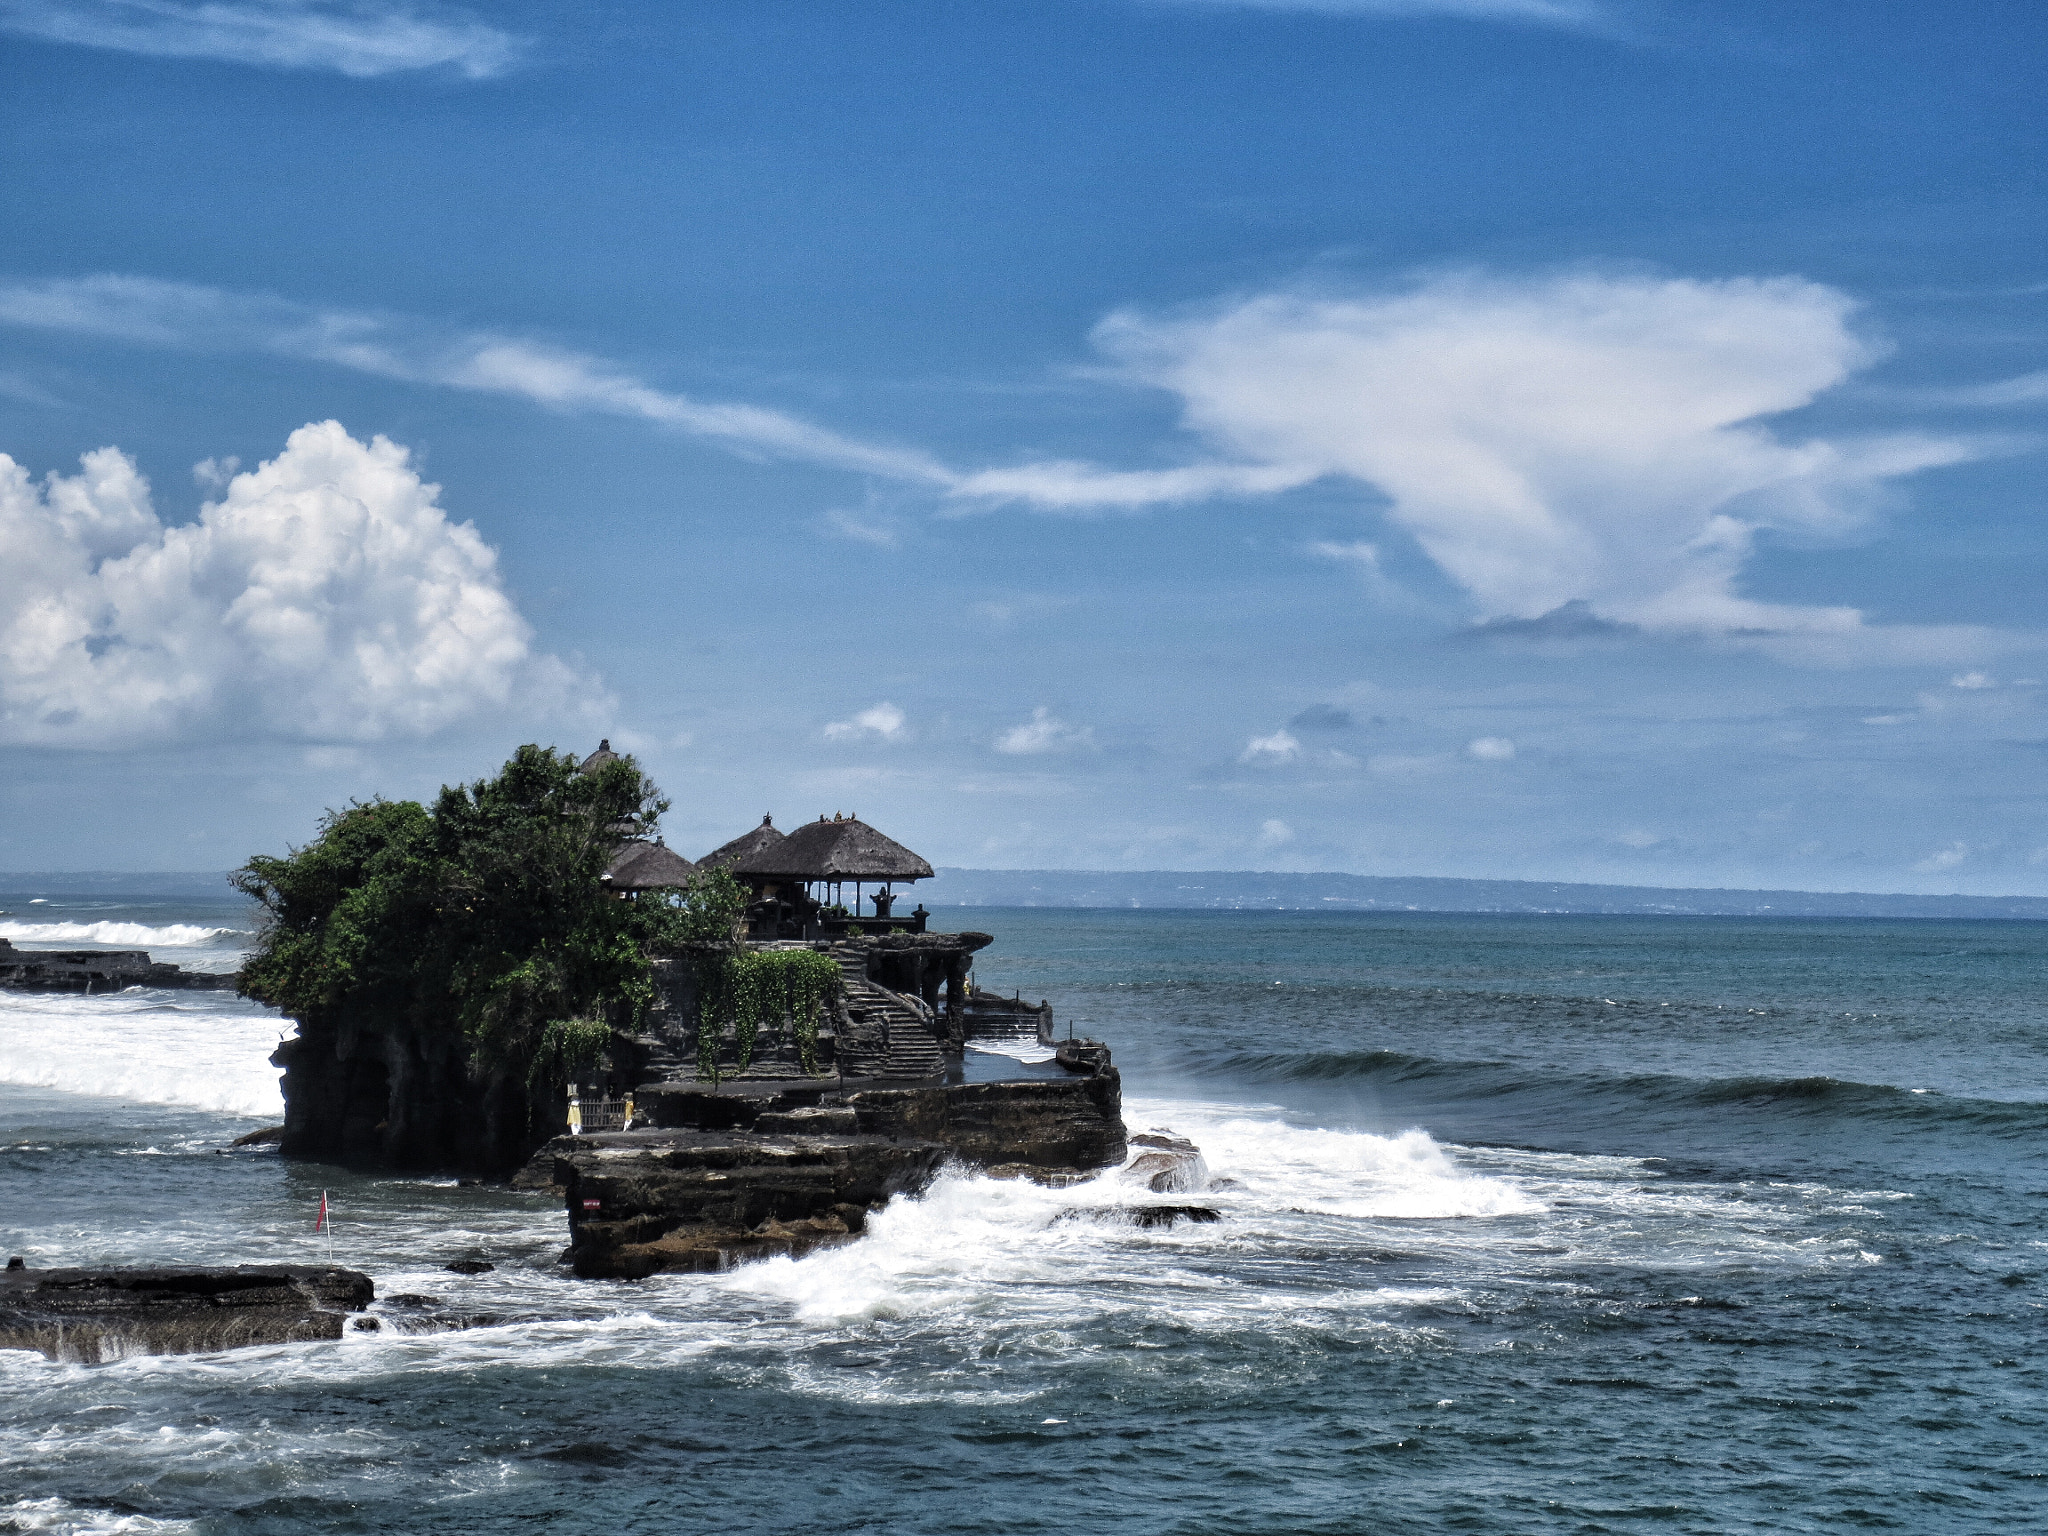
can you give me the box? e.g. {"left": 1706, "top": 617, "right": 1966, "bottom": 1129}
{"left": 831, "top": 944, "right": 948, "bottom": 1079}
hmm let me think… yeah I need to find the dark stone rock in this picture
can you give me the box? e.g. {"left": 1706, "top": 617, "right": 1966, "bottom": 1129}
{"left": 231, "top": 1125, "right": 285, "bottom": 1147}
{"left": 1054, "top": 1205, "right": 1222, "bottom": 1229}
{"left": 0, "top": 938, "right": 236, "bottom": 994}
{"left": 845, "top": 1074, "right": 1128, "bottom": 1177}
{"left": 547, "top": 1129, "right": 948, "bottom": 1278}
{"left": 0, "top": 1264, "right": 373, "bottom": 1363}
{"left": 1122, "top": 1130, "right": 1209, "bottom": 1193}
{"left": 386, "top": 1293, "right": 441, "bottom": 1307}
{"left": 442, "top": 1259, "right": 495, "bottom": 1275}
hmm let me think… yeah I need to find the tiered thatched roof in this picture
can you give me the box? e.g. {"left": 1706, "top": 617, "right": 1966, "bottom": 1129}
{"left": 699, "top": 815, "right": 785, "bottom": 872}
{"left": 578, "top": 739, "right": 622, "bottom": 774}
{"left": 602, "top": 839, "right": 699, "bottom": 891}
{"left": 739, "top": 815, "right": 934, "bottom": 883}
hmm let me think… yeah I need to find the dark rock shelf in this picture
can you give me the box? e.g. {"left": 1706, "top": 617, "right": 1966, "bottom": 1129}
{"left": 0, "top": 938, "right": 236, "bottom": 994}
{"left": 0, "top": 1264, "right": 374, "bottom": 1363}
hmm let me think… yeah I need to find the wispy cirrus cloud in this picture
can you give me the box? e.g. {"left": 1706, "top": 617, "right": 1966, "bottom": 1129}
{"left": 0, "top": 0, "right": 523, "bottom": 77}
{"left": 0, "top": 274, "right": 953, "bottom": 484}
{"left": 1146, "top": 0, "right": 1607, "bottom": 26}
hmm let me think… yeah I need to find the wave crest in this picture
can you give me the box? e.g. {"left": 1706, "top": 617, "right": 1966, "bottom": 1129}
{"left": 0, "top": 920, "right": 239, "bottom": 949}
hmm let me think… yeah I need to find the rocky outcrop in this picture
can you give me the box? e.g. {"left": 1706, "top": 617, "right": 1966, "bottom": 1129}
{"left": 0, "top": 938, "right": 236, "bottom": 993}
{"left": 536, "top": 1129, "right": 948, "bottom": 1278}
{"left": 0, "top": 1264, "right": 373, "bottom": 1362}
{"left": 632, "top": 1072, "right": 1127, "bottom": 1179}
{"left": 528, "top": 1072, "right": 1129, "bottom": 1278}
{"left": 270, "top": 1018, "right": 555, "bottom": 1175}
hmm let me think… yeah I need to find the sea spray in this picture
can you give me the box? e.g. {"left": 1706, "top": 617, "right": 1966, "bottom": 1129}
{"left": 0, "top": 922, "right": 242, "bottom": 951}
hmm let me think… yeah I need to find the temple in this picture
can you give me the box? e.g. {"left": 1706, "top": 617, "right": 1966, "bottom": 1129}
{"left": 532, "top": 746, "right": 1128, "bottom": 1277}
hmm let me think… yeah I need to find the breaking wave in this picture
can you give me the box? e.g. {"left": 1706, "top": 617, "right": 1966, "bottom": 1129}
{"left": 0, "top": 921, "right": 241, "bottom": 950}
{"left": 0, "top": 990, "right": 283, "bottom": 1117}
{"left": 1187, "top": 1046, "right": 2048, "bottom": 1136}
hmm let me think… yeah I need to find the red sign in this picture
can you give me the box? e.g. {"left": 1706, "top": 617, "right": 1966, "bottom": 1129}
{"left": 581, "top": 1198, "right": 601, "bottom": 1210}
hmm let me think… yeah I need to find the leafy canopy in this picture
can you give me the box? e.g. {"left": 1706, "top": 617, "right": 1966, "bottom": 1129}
{"left": 234, "top": 743, "right": 743, "bottom": 1086}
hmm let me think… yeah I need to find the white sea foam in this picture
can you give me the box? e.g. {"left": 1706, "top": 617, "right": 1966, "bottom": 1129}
{"left": 0, "top": 1498, "right": 196, "bottom": 1535}
{"left": 0, "top": 921, "right": 241, "bottom": 951}
{"left": 0, "top": 989, "right": 284, "bottom": 1117}
{"left": 967, "top": 1037, "right": 1057, "bottom": 1063}
{"left": 724, "top": 1096, "right": 1545, "bottom": 1340}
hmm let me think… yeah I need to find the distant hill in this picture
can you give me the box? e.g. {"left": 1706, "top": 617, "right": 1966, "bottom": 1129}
{"left": 922, "top": 869, "right": 2048, "bottom": 921}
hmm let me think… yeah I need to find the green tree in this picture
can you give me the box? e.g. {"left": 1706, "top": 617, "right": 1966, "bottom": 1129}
{"left": 234, "top": 744, "right": 677, "bottom": 1089}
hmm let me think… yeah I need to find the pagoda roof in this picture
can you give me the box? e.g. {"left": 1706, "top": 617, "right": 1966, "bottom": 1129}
{"left": 578, "top": 739, "right": 621, "bottom": 774}
{"left": 699, "top": 815, "right": 785, "bottom": 872}
{"left": 602, "top": 838, "right": 699, "bottom": 891}
{"left": 738, "top": 815, "right": 934, "bottom": 882}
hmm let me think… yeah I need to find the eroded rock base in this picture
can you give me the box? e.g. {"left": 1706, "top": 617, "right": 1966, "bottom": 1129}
{"left": 0, "top": 1265, "right": 374, "bottom": 1363}
{"left": 526, "top": 1071, "right": 1128, "bottom": 1279}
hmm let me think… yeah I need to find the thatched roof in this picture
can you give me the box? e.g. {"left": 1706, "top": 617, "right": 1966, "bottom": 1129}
{"left": 740, "top": 815, "right": 934, "bottom": 882}
{"left": 602, "top": 838, "right": 699, "bottom": 891}
{"left": 578, "top": 739, "right": 621, "bottom": 774}
{"left": 699, "top": 814, "right": 785, "bottom": 872}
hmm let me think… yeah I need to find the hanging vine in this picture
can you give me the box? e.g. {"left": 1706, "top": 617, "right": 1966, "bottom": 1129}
{"left": 693, "top": 947, "right": 840, "bottom": 1080}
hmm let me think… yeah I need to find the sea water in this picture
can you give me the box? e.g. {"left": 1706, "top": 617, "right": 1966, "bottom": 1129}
{"left": 0, "top": 896, "right": 2042, "bottom": 1534}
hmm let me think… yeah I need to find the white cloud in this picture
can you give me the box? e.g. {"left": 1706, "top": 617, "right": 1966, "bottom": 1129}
{"left": 0, "top": 420, "right": 581, "bottom": 747}
{"left": 1256, "top": 817, "right": 1295, "bottom": 848}
{"left": 1072, "top": 271, "right": 1979, "bottom": 638}
{"left": 0, "top": 0, "right": 524, "bottom": 77}
{"left": 0, "top": 275, "right": 953, "bottom": 486}
{"left": 0, "top": 270, "right": 2020, "bottom": 671}
{"left": 1240, "top": 728, "right": 1302, "bottom": 764}
{"left": 994, "top": 706, "right": 1095, "bottom": 755}
{"left": 1467, "top": 735, "right": 1516, "bottom": 760}
{"left": 1902, "top": 370, "right": 2048, "bottom": 409}
{"left": 1950, "top": 671, "right": 1995, "bottom": 689}
{"left": 823, "top": 702, "right": 906, "bottom": 741}
{"left": 1309, "top": 538, "right": 1381, "bottom": 569}
{"left": 1146, "top": 0, "right": 1606, "bottom": 26}
{"left": 191, "top": 454, "right": 239, "bottom": 490}
{"left": 1614, "top": 829, "right": 1661, "bottom": 848}
{"left": 1915, "top": 841, "right": 1969, "bottom": 873}
{"left": 820, "top": 508, "right": 901, "bottom": 547}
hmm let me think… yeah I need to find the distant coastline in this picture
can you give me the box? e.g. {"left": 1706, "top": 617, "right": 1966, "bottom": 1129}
{"left": 7, "top": 868, "right": 2048, "bottom": 920}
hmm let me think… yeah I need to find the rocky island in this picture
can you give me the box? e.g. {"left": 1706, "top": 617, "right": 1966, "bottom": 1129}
{"left": 237, "top": 743, "right": 1131, "bottom": 1280}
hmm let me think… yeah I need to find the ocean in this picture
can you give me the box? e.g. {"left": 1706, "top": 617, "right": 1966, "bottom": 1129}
{"left": 1, "top": 893, "right": 2042, "bottom": 1534}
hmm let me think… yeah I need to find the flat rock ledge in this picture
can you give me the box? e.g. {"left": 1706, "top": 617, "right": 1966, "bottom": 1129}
{"left": 0, "top": 1265, "right": 374, "bottom": 1363}
{"left": 0, "top": 938, "right": 236, "bottom": 994}
{"left": 522, "top": 1072, "right": 1128, "bottom": 1279}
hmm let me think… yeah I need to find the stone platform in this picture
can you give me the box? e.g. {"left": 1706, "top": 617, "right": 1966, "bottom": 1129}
{"left": 521, "top": 1070, "right": 1127, "bottom": 1278}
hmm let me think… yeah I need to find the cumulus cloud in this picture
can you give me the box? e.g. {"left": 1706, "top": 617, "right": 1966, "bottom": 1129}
{"left": 0, "top": 0, "right": 524, "bottom": 77}
{"left": 1466, "top": 736, "right": 1516, "bottom": 760}
{"left": 1256, "top": 817, "right": 1295, "bottom": 848}
{"left": 994, "top": 706, "right": 1095, "bottom": 755}
{"left": 1915, "top": 841, "right": 1969, "bottom": 873}
{"left": 1240, "top": 728, "right": 1302, "bottom": 764}
{"left": 823, "top": 702, "right": 906, "bottom": 741}
{"left": 0, "top": 420, "right": 579, "bottom": 747}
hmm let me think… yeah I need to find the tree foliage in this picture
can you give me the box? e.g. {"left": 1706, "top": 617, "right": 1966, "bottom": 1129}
{"left": 233, "top": 743, "right": 725, "bottom": 1087}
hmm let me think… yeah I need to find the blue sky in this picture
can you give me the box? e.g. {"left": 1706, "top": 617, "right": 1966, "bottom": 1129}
{"left": 1, "top": 0, "right": 2043, "bottom": 891}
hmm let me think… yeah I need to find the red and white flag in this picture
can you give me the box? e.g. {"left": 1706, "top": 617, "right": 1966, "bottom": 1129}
{"left": 315, "top": 1190, "right": 328, "bottom": 1233}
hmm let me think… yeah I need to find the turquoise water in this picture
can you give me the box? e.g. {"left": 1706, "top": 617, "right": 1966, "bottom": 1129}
{"left": 1, "top": 898, "right": 2043, "bottom": 1533}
